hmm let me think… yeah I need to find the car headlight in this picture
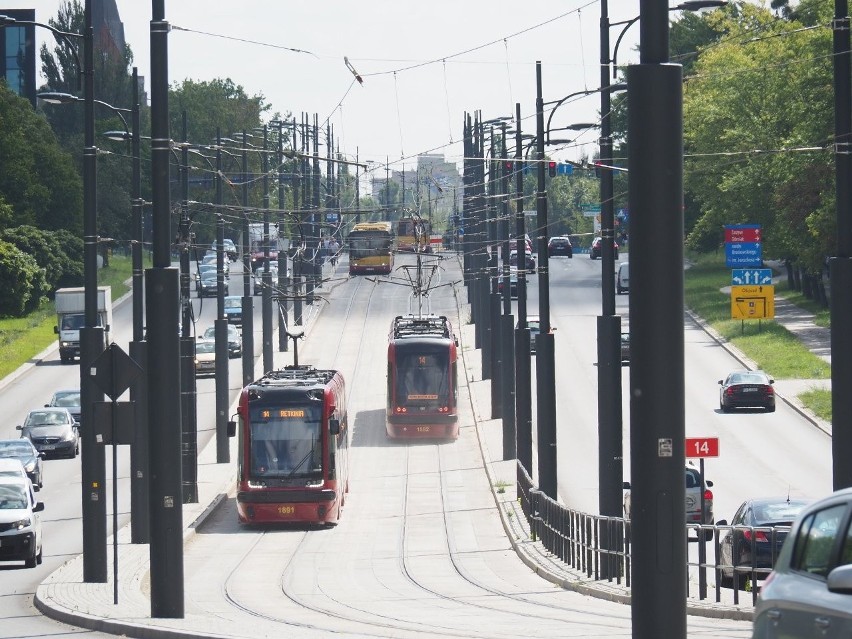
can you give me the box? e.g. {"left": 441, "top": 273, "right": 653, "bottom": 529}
{"left": 61, "top": 341, "right": 72, "bottom": 347}
{"left": 24, "top": 460, "right": 36, "bottom": 472}
{"left": 62, "top": 430, "right": 76, "bottom": 441}
{"left": 11, "top": 517, "right": 32, "bottom": 530}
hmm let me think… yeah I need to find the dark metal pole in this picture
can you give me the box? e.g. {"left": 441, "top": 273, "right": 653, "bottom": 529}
{"left": 628, "top": 2, "right": 685, "bottom": 636}
{"left": 832, "top": 0, "right": 852, "bottom": 490}
{"left": 215, "top": 129, "right": 230, "bottom": 464}
{"left": 277, "top": 121, "right": 289, "bottom": 353}
{"left": 148, "top": 0, "right": 184, "bottom": 618}
{"left": 312, "top": 115, "right": 321, "bottom": 299}
{"left": 80, "top": 0, "right": 107, "bottom": 581}
{"left": 262, "top": 125, "right": 273, "bottom": 372}
{"left": 293, "top": 117, "right": 303, "bottom": 327}
{"left": 598, "top": 0, "right": 625, "bottom": 578}
{"left": 500, "top": 123, "right": 516, "bottom": 459}
{"left": 514, "top": 102, "right": 533, "bottom": 474}
{"left": 241, "top": 131, "right": 255, "bottom": 387}
{"left": 535, "top": 61, "right": 557, "bottom": 499}
{"left": 179, "top": 111, "right": 197, "bottom": 504}
{"left": 128, "top": 65, "right": 150, "bottom": 544}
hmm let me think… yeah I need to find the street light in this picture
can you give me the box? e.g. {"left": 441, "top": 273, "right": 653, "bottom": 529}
{"left": 21, "top": 5, "right": 107, "bottom": 583}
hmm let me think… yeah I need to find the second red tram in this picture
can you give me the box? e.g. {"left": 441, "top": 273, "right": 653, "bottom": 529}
{"left": 386, "top": 314, "right": 459, "bottom": 439}
{"left": 233, "top": 366, "right": 349, "bottom": 525}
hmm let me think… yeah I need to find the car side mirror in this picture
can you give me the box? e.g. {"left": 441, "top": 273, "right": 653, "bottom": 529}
{"left": 622, "top": 481, "right": 631, "bottom": 490}
{"left": 33, "top": 502, "right": 45, "bottom": 513}
{"left": 706, "top": 480, "right": 713, "bottom": 487}
{"left": 54, "top": 326, "right": 59, "bottom": 334}
{"left": 827, "top": 564, "right": 852, "bottom": 595}
{"left": 44, "top": 404, "right": 50, "bottom": 408}
{"left": 227, "top": 420, "right": 237, "bottom": 437}
{"left": 716, "top": 519, "right": 728, "bottom": 527}
{"left": 329, "top": 418, "right": 341, "bottom": 435}
{"left": 717, "top": 380, "right": 723, "bottom": 385}
{"left": 15, "top": 425, "right": 22, "bottom": 431}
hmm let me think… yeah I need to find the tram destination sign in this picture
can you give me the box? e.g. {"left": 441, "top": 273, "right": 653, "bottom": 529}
{"left": 724, "top": 224, "right": 761, "bottom": 243}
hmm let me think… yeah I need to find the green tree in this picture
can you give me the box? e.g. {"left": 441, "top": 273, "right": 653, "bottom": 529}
{"left": 0, "top": 83, "right": 82, "bottom": 233}
{"left": 0, "top": 239, "right": 48, "bottom": 316}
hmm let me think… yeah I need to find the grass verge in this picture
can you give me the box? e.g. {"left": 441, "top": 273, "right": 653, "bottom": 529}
{"left": 684, "top": 251, "right": 830, "bottom": 419}
{"left": 0, "top": 255, "right": 135, "bottom": 380}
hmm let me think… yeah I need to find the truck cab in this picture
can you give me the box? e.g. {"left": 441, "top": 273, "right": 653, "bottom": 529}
{"left": 54, "top": 286, "right": 112, "bottom": 364}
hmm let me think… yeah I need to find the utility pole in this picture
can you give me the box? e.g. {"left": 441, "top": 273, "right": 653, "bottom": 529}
{"left": 627, "top": 2, "right": 686, "bottom": 637}
{"left": 311, "top": 114, "right": 321, "bottom": 299}
{"left": 832, "top": 0, "right": 852, "bottom": 490}
{"left": 293, "top": 116, "right": 303, "bottom": 328}
{"left": 148, "top": 0, "right": 184, "bottom": 617}
{"left": 535, "top": 61, "right": 557, "bottom": 499}
{"left": 598, "top": 0, "right": 624, "bottom": 578}
{"left": 241, "top": 131, "right": 255, "bottom": 387}
{"left": 514, "top": 102, "right": 533, "bottom": 474}
{"left": 179, "top": 111, "right": 198, "bottom": 504}
{"left": 261, "top": 124, "right": 273, "bottom": 372}
{"left": 214, "top": 129, "right": 230, "bottom": 464}
{"left": 277, "top": 120, "right": 289, "bottom": 353}
{"left": 500, "top": 121, "right": 516, "bottom": 460}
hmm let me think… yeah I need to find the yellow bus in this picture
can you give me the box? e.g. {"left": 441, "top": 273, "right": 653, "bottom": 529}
{"left": 396, "top": 216, "right": 432, "bottom": 253}
{"left": 348, "top": 222, "right": 394, "bottom": 275}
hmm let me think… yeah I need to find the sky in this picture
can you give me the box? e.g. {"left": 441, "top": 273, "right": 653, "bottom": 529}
{"left": 15, "top": 1, "right": 665, "bottom": 182}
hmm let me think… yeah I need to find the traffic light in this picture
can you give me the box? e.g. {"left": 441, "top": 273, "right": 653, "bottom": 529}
{"left": 504, "top": 160, "right": 514, "bottom": 174}
{"left": 548, "top": 161, "right": 557, "bottom": 177}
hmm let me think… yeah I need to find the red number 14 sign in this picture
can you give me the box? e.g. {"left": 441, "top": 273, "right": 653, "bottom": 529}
{"left": 685, "top": 437, "right": 719, "bottom": 458}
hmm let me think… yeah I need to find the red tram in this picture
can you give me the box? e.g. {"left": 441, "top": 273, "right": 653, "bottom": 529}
{"left": 233, "top": 366, "right": 349, "bottom": 525}
{"left": 386, "top": 314, "right": 459, "bottom": 439}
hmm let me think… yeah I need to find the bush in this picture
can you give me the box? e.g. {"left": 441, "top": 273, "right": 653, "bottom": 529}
{"left": 0, "top": 239, "right": 48, "bottom": 316}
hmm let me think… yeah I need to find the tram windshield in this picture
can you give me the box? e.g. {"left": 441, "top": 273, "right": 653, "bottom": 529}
{"left": 248, "top": 405, "right": 322, "bottom": 479}
{"left": 394, "top": 347, "right": 450, "bottom": 407}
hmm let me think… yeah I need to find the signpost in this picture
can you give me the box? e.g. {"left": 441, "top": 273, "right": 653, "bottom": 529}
{"left": 731, "top": 285, "right": 775, "bottom": 320}
{"left": 725, "top": 224, "right": 763, "bottom": 268}
{"left": 685, "top": 436, "right": 719, "bottom": 600}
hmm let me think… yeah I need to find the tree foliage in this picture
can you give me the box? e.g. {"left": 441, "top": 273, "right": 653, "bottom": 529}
{"left": 0, "top": 83, "right": 82, "bottom": 233}
{"left": 0, "top": 225, "right": 83, "bottom": 291}
{"left": 0, "top": 239, "right": 47, "bottom": 317}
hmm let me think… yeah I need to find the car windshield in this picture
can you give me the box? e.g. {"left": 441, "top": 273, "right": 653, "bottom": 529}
{"left": 224, "top": 298, "right": 241, "bottom": 309}
{"left": 754, "top": 500, "right": 810, "bottom": 522}
{"left": 0, "top": 441, "right": 34, "bottom": 455}
{"left": 730, "top": 372, "right": 768, "bottom": 384}
{"left": 52, "top": 391, "right": 80, "bottom": 407}
{"left": 196, "top": 341, "right": 216, "bottom": 354}
{"left": 60, "top": 313, "right": 86, "bottom": 330}
{"left": 0, "top": 484, "right": 28, "bottom": 509}
{"left": 25, "top": 410, "right": 68, "bottom": 426}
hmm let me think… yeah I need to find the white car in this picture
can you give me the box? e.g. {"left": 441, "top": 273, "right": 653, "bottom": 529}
{"left": 0, "top": 476, "right": 44, "bottom": 568}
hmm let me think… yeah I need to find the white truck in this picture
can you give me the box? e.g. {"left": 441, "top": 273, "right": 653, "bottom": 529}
{"left": 53, "top": 286, "right": 113, "bottom": 364}
{"left": 247, "top": 222, "right": 279, "bottom": 272}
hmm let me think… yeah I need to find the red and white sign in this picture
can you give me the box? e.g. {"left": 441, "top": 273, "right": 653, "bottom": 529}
{"left": 685, "top": 437, "right": 719, "bottom": 458}
{"left": 724, "top": 227, "right": 761, "bottom": 243}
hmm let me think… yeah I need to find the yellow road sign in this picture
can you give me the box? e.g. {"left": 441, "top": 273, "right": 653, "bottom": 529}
{"left": 731, "top": 285, "right": 775, "bottom": 319}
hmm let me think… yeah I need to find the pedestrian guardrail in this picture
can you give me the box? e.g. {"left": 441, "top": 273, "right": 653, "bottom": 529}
{"left": 517, "top": 461, "right": 791, "bottom": 607}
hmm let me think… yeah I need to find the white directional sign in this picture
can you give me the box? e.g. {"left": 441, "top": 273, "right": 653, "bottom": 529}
{"left": 731, "top": 268, "right": 773, "bottom": 285}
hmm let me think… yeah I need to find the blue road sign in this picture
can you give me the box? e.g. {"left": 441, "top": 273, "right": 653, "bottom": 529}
{"left": 731, "top": 268, "right": 772, "bottom": 285}
{"left": 557, "top": 163, "right": 573, "bottom": 176}
{"left": 725, "top": 242, "right": 762, "bottom": 267}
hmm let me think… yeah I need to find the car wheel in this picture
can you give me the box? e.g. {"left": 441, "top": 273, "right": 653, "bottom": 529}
{"left": 720, "top": 401, "right": 730, "bottom": 413}
{"left": 36, "top": 545, "right": 43, "bottom": 565}
{"left": 719, "top": 570, "right": 733, "bottom": 589}
{"left": 766, "top": 405, "right": 776, "bottom": 413}
{"left": 25, "top": 547, "right": 37, "bottom": 568}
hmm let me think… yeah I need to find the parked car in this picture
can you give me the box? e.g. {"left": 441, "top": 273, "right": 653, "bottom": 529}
{"left": 509, "top": 250, "right": 536, "bottom": 273}
{"left": 45, "top": 389, "right": 81, "bottom": 422}
{"left": 202, "top": 324, "right": 242, "bottom": 358}
{"left": 717, "top": 497, "right": 812, "bottom": 590}
{"left": 616, "top": 262, "right": 629, "bottom": 294}
{"left": 719, "top": 370, "right": 775, "bottom": 413}
{"left": 547, "top": 236, "right": 573, "bottom": 258}
{"left": 17, "top": 407, "right": 79, "bottom": 459}
{"left": 590, "top": 236, "right": 619, "bottom": 260}
{"left": 752, "top": 487, "right": 852, "bottom": 638}
{"left": 0, "top": 476, "right": 44, "bottom": 568}
{"left": 624, "top": 464, "right": 714, "bottom": 539}
{"left": 223, "top": 296, "right": 244, "bottom": 325}
{"left": 194, "top": 339, "right": 216, "bottom": 377}
{"left": 0, "top": 439, "right": 43, "bottom": 489}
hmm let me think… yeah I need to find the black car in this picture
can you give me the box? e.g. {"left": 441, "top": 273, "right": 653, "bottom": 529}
{"left": 202, "top": 324, "right": 242, "bottom": 358}
{"left": 717, "top": 497, "right": 812, "bottom": 589}
{"left": 17, "top": 408, "right": 79, "bottom": 459}
{"left": 0, "top": 439, "right": 43, "bottom": 489}
{"left": 45, "top": 389, "right": 81, "bottom": 423}
{"left": 547, "top": 236, "right": 573, "bottom": 258}
{"left": 719, "top": 370, "right": 775, "bottom": 412}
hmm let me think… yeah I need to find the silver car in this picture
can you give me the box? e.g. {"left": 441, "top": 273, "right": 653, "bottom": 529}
{"left": 752, "top": 487, "right": 852, "bottom": 638}
{"left": 16, "top": 408, "right": 80, "bottom": 459}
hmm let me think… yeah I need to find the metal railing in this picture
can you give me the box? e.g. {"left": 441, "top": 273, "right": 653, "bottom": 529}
{"left": 517, "top": 461, "right": 791, "bottom": 606}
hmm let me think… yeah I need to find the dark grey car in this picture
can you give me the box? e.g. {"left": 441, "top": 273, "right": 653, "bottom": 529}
{"left": 17, "top": 408, "right": 79, "bottom": 459}
{"left": 45, "top": 389, "right": 81, "bottom": 422}
{"left": 752, "top": 487, "right": 852, "bottom": 638}
{"left": 0, "top": 439, "right": 43, "bottom": 489}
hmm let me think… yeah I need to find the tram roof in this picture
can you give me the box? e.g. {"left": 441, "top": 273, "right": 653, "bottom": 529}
{"left": 252, "top": 365, "right": 337, "bottom": 389}
{"left": 391, "top": 314, "right": 452, "bottom": 340}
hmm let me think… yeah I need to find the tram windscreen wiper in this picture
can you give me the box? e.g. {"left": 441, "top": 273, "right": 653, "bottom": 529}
{"left": 287, "top": 442, "right": 316, "bottom": 477}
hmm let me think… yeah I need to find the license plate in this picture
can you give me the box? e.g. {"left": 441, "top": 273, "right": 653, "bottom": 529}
{"left": 42, "top": 444, "right": 56, "bottom": 450}
{"left": 742, "top": 388, "right": 758, "bottom": 393}
{"left": 416, "top": 426, "right": 431, "bottom": 433}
